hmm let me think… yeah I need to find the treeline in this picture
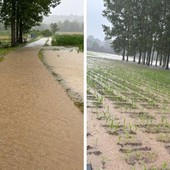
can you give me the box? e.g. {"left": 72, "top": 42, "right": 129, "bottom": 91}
{"left": 103, "top": 0, "right": 170, "bottom": 69}
{"left": 87, "top": 35, "right": 114, "bottom": 54}
{"left": 43, "top": 15, "right": 83, "bottom": 24}
{"left": 0, "top": 0, "right": 60, "bottom": 46}
{"left": 58, "top": 20, "right": 83, "bottom": 32}
{"left": 34, "top": 20, "right": 83, "bottom": 32}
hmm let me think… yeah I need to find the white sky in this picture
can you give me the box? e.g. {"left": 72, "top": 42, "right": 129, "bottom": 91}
{"left": 87, "top": 0, "right": 110, "bottom": 40}
{"left": 51, "top": 0, "right": 84, "bottom": 16}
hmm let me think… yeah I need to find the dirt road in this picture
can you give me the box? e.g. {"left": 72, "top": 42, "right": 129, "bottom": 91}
{"left": 0, "top": 39, "right": 83, "bottom": 170}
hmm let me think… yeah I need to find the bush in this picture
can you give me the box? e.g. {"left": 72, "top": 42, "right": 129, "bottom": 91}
{"left": 51, "top": 34, "right": 84, "bottom": 51}
{"left": 41, "top": 29, "right": 52, "bottom": 37}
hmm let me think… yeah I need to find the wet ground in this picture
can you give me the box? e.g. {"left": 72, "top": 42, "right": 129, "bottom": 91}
{"left": 0, "top": 39, "right": 83, "bottom": 170}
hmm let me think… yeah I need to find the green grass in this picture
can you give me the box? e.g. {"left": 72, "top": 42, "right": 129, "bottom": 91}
{"left": 0, "top": 46, "right": 18, "bottom": 56}
{"left": 87, "top": 56, "right": 170, "bottom": 114}
{"left": 0, "top": 31, "right": 10, "bottom": 36}
{"left": 0, "top": 36, "right": 43, "bottom": 62}
{"left": 51, "top": 34, "right": 84, "bottom": 51}
{"left": 0, "top": 56, "right": 4, "bottom": 62}
{"left": 0, "top": 46, "right": 22, "bottom": 62}
{"left": 38, "top": 49, "right": 43, "bottom": 60}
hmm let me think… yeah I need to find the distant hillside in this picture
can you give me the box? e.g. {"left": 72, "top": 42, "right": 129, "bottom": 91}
{"left": 43, "top": 15, "right": 83, "bottom": 24}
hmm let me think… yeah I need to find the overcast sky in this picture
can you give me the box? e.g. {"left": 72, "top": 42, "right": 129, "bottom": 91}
{"left": 87, "top": 0, "right": 110, "bottom": 40}
{"left": 50, "top": 0, "right": 84, "bottom": 16}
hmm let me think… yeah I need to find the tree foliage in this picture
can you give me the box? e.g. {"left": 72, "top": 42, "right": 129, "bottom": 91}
{"left": 0, "top": 0, "right": 61, "bottom": 46}
{"left": 103, "top": 0, "right": 170, "bottom": 69}
{"left": 50, "top": 23, "right": 59, "bottom": 35}
{"left": 87, "top": 35, "right": 114, "bottom": 54}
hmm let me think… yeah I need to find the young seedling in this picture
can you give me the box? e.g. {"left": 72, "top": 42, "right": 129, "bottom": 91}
{"left": 101, "top": 156, "right": 107, "bottom": 169}
{"left": 94, "top": 138, "right": 98, "bottom": 149}
{"left": 117, "top": 136, "right": 122, "bottom": 144}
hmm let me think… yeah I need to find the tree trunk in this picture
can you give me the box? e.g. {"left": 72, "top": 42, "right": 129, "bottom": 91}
{"left": 11, "top": 0, "right": 16, "bottom": 46}
{"left": 165, "top": 53, "right": 170, "bottom": 70}
{"left": 143, "top": 52, "right": 146, "bottom": 65}
{"left": 133, "top": 54, "right": 136, "bottom": 62}
{"left": 122, "top": 45, "right": 126, "bottom": 61}
{"left": 159, "top": 54, "right": 163, "bottom": 66}
{"left": 16, "top": 1, "right": 20, "bottom": 43}
{"left": 155, "top": 52, "right": 159, "bottom": 67}
{"left": 19, "top": 19, "right": 23, "bottom": 43}
{"left": 147, "top": 47, "right": 152, "bottom": 66}
{"left": 151, "top": 47, "right": 155, "bottom": 66}
{"left": 162, "top": 56, "right": 166, "bottom": 68}
{"left": 126, "top": 53, "right": 129, "bottom": 61}
{"left": 138, "top": 49, "right": 142, "bottom": 64}
{"left": 142, "top": 44, "right": 147, "bottom": 65}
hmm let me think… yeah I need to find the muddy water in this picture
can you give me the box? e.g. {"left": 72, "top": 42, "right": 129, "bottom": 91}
{"left": 43, "top": 48, "right": 84, "bottom": 99}
{"left": 0, "top": 42, "right": 83, "bottom": 170}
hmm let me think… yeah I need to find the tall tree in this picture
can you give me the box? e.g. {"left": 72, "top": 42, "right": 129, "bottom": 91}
{"left": 50, "top": 23, "right": 59, "bottom": 35}
{"left": 103, "top": 0, "right": 170, "bottom": 69}
{"left": 0, "top": 0, "right": 61, "bottom": 46}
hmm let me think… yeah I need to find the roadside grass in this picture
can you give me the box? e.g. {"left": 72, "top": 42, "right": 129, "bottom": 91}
{"left": 38, "top": 49, "right": 43, "bottom": 61}
{"left": 0, "top": 56, "right": 4, "bottom": 62}
{"left": 0, "top": 31, "right": 10, "bottom": 37}
{"left": 0, "top": 45, "right": 24, "bottom": 62}
{"left": 0, "top": 46, "right": 19, "bottom": 56}
{"left": 0, "top": 36, "right": 43, "bottom": 62}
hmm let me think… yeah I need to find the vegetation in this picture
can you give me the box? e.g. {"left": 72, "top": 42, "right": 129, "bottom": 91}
{"left": 50, "top": 23, "right": 59, "bottom": 35}
{"left": 0, "top": 0, "right": 60, "bottom": 46}
{"left": 41, "top": 29, "right": 52, "bottom": 37}
{"left": 57, "top": 20, "right": 83, "bottom": 32}
{"left": 0, "top": 56, "right": 4, "bottom": 62}
{"left": 103, "top": 0, "right": 170, "bottom": 69}
{"left": 87, "top": 35, "right": 114, "bottom": 54}
{"left": 52, "top": 34, "right": 84, "bottom": 51}
{"left": 87, "top": 55, "right": 170, "bottom": 169}
{"left": 0, "top": 45, "right": 21, "bottom": 59}
{"left": 34, "top": 19, "right": 83, "bottom": 33}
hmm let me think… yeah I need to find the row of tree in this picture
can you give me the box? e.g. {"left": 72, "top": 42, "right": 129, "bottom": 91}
{"left": 0, "top": 0, "right": 60, "bottom": 46}
{"left": 103, "top": 0, "right": 170, "bottom": 69}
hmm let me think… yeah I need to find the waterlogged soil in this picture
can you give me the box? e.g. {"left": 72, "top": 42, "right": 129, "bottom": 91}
{"left": 42, "top": 47, "right": 83, "bottom": 111}
{"left": 87, "top": 56, "right": 170, "bottom": 170}
{"left": 0, "top": 40, "right": 83, "bottom": 170}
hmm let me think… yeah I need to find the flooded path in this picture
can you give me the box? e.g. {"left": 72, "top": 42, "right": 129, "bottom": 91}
{"left": 0, "top": 39, "right": 83, "bottom": 170}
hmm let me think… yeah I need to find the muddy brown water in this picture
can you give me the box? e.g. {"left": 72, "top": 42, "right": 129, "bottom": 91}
{"left": 0, "top": 41, "right": 83, "bottom": 170}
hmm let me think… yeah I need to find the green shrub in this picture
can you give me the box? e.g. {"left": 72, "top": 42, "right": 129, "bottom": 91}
{"left": 52, "top": 34, "right": 84, "bottom": 51}
{"left": 41, "top": 29, "right": 52, "bottom": 37}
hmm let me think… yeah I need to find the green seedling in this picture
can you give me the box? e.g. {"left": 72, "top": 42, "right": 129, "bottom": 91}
{"left": 162, "top": 162, "right": 167, "bottom": 170}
